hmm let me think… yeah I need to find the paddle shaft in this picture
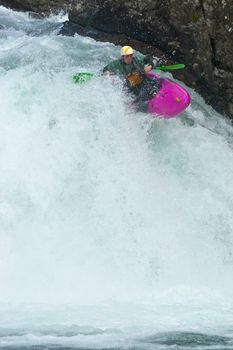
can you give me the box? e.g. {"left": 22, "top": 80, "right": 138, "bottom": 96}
{"left": 73, "top": 64, "right": 185, "bottom": 84}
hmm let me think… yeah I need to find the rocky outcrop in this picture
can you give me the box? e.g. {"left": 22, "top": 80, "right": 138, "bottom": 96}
{"left": 69, "top": 0, "right": 233, "bottom": 119}
{"left": 0, "top": 0, "right": 72, "bottom": 15}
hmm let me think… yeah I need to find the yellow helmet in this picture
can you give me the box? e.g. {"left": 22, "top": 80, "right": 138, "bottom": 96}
{"left": 121, "top": 45, "right": 134, "bottom": 56}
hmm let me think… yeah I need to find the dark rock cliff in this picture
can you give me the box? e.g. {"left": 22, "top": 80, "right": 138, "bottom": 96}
{"left": 0, "top": 0, "right": 72, "bottom": 14}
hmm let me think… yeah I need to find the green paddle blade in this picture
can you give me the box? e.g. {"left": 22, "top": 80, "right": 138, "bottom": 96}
{"left": 155, "top": 64, "right": 185, "bottom": 71}
{"left": 73, "top": 72, "right": 95, "bottom": 84}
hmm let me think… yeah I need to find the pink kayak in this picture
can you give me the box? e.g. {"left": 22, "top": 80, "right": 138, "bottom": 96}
{"left": 146, "top": 72, "right": 190, "bottom": 118}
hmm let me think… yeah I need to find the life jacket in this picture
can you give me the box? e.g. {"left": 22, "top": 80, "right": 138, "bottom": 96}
{"left": 121, "top": 58, "right": 144, "bottom": 88}
{"left": 126, "top": 71, "right": 143, "bottom": 87}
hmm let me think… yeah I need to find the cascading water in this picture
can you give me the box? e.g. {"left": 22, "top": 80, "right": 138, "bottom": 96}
{"left": 0, "top": 5, "right": 233, "bottom": 349}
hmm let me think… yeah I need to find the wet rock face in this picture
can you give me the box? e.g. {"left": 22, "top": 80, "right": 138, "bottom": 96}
{"left": 69, "top": 0, "right": 233, "bottom": 118}
{"left": 0, "top": 0, "right": 72, "bottom": 15}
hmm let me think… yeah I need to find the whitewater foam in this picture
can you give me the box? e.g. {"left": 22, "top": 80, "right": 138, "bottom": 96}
{"left": 0, "top": 6, "right": 233, "bottom": 349}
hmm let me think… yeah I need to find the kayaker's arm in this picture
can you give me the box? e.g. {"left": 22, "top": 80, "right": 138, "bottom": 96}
{"left": 143, "top": 55, "right": 155, "bottom": 73}
{"left": 144, "top": 65, "right": 153, "bottom": 73}
{"left": 103, "top": 59, "right": 124, "bottom": 76}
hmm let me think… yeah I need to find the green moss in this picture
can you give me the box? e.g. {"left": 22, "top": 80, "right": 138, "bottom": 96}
{"left": 192, "top": 14, "right": 199, "bottom": 23}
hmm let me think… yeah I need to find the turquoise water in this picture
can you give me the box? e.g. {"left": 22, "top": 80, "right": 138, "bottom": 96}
{"left": 0, "top": 5, "right": 233, "bottom": 349}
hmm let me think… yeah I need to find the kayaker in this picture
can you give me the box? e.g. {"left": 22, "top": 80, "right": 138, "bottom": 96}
{"left": 103, "top": 45, "right": 161, "bottom": 111}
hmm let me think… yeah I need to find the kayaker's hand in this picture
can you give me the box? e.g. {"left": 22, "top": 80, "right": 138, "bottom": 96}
{"left": 144, "top": 64, "right": 153, "bottom": 73}
{"left": 103, "top": 70, "right": 111, "bottom": 76}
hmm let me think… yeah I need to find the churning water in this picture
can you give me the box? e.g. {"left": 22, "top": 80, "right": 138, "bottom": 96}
{"left": 0, "top": 5, "right": 233, "bottom": 350}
